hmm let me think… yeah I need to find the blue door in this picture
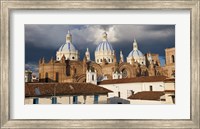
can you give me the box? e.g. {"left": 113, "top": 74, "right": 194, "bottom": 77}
{"left": 33, "top": 98, "right": 39, "bottom": 104}
{"left": 73, "top": 96, "right": 78, "bottom": 104}
{"left": 94, "top": 95, "right": 99, "bottom": 104}
{"left": 52, "top": 97, "right": 57, "bottom": 104}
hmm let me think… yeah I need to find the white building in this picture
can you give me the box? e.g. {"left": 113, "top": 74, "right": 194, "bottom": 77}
{"left": 127, "top": 38, "right": 146, "bottom": 65}
{"left": 56, "top": 30, "right": 79, "bottom": 61}
{"left": 25, "top": 82, "right": 112, "bottom": 104}
{"left": 86, "top": 69, "right": 97, "bottom": 85}
{"left": 95, "top": 32, "right": 115, "bottom": 64}
{"left": 98, "top": 76, "right": 172, "bottom": 104}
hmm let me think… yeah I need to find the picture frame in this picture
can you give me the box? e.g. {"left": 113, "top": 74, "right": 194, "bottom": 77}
{"left": 0, "top": 0, "right": 199, "bottom": 128}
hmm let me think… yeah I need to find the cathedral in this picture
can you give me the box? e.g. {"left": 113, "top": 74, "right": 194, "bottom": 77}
{"left": 38, "top": 31, "right": 175, "bottom": 83}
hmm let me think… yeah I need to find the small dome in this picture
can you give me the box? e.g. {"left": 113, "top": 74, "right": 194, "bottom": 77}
{"left": 95, "top": 32, "right": 114, "bottom": 52}
{"left": 58, "top": 42, "right": 77, "bottom": 52}
{"left": 128, "top": 49, "right": 144, "bottom": 58}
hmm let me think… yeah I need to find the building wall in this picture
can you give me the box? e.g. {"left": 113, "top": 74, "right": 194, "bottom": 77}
{"left": 164, "top": 82, "right": 175, "bottom": 104}
{"left": 99, "top": 82, "right": 165, "bottom": 100}
{"left": 129, "top": 100, "right": 166, "bottom": 104}
{"left": 25, "top": 94, "right": 108, "bottom": 104}
{"left": 165, "top": 48, "right": 175, "bottom": 65}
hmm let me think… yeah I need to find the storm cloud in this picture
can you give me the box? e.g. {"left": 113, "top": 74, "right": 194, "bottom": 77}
{"left": 25, "top": 24, "right": 175, "bottom": 75}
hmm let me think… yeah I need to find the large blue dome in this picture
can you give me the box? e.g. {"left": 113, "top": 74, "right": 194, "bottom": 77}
{"left": 95, "top": 40, "right": 114, "bottom": 51}
{"left": 95, "top": 32, "right": 114, "bottom": 52}
{"left": 58, "top": 42, "right": 77, "bottom": 52}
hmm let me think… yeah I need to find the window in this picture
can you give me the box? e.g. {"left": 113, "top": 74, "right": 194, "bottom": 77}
{"left": 33, "top": 98, "right": 39, "bottom": 104}
{"left": 171, "top": 55, "right": 175, "bottom": 63}
{"left": 94, "top": 95, "right": 99, "bottom": 104}
{"left": 108, "top": 58, "right": 110, "bottom": 62}
{"left": 92, "top": 75, "right": 94, "bottom": 81}
{"left": 149, "top": 86, "right": 153, "bottom": 91}
{"left": 100, "top": 59, "right": 102, "bottom": 62}
{"left": 52, "top": 97, "right": 57, "bottom": 104}
{"left": 56, "top": 72, "right": 59, "bottom": 82}
{"left": 72, "top": 56, "right": 75, "bottom": 59}
{"left": 118, "top": 92, "right": 121, "bottom": 98}
{"left": 45, "top": 72, "right": 48, "bottom": 82}
{"left": 122, "top": 69, "right": 128, "bottom": 78}
{"left": 97, "top": 59, "right": 99, "bottom": 62}
{"left": 73, "top": 96, "right": 78, "bottom": 104}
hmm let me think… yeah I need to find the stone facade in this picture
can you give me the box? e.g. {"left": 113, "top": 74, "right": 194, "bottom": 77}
{"left": 163, "top": 48, "right": 175, "bottom": 78}
{"left": 38, "top": 31, "right": 175, "bottom": 83}
{"left": 39, "top": 54, "right": 167, "bottom": 83}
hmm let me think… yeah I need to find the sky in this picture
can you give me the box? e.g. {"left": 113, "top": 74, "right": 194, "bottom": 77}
{"left": 25, "top": 24, "right": 175, "bottom": 76}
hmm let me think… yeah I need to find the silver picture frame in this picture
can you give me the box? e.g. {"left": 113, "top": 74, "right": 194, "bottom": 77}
{"left": 1, "top": 0, "right": 199, "bottom": 128}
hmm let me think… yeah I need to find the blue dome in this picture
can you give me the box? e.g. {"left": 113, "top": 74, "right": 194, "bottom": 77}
{"left": 95, "top": 40, "right": 114, "bottom": 52}
{"left": 128, "top": 49, "right": 144, "bottom": 58}
{"left": 58, "top": 42, "right": 77, "bottom": 52}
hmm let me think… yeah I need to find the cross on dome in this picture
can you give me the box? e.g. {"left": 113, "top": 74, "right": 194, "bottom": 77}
{"left": 102, "top": 32, "right": 108, "bottom": 41}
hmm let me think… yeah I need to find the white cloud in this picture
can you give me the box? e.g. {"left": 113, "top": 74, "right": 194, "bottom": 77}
{"left": 25, "top": 25, "right": 175, "bottom": 50}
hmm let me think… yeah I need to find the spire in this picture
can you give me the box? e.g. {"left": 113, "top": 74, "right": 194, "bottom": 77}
{"left": 120, "top": 50, "right": 124, "bottom": 63}
{"left": 85, "top": 48, "right": 90, "bottom": 61}
{"left": 133, "top": 38, "right": 138, "bottom": 51}
{"left": 102, "top": 32, "right": 107, "bottom": 41}
{"left": 66, "top": 30, "right": 72, "bottom": 43}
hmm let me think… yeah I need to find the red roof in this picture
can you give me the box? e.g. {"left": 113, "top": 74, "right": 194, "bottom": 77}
{"left": 98, "top": 76, "right": 167, "bottom": 85}
{"left": 128, "top": 91, "right": 165, "bottom": 101}
{"left": 164, "top": 78, "right": 175, "bottom": 83}
{"left": 25, "top": 82, "right": 112, "bottom": 97}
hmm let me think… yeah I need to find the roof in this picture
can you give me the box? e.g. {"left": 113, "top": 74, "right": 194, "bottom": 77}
{"left": 128, "top": 49, "right": 144, "bottom": 58}
{"left": 95, "top": 40, "right": 114, "bottom": 52}
{"left": 164, "top": 78, "right": 175, "bottom": 83}
{"left": 128, "top": 91, "right": 164, "bottom": 101}
{"left": 98, "top": 76, "right": 167, "bottom": 85}
{"left": 95, "top": 32, "right": 114, "bottom": 52}
{"left": 58, "top": 42, "right": 77, "bottom": 52}
{"left": 25, "top": 83, "right": 112, "bottom": 97}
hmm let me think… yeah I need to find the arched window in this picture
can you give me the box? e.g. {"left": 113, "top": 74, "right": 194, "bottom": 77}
{"left": 56, "top": 72, "right": 59, "bottom": 82}
{"left": 172, "top": 55, "right": 175, "bottom": 63}
{"left": 100, "top": 59, "right": 102, "bottom": 62}
{"left": 108, "top": 58, "right": 110, "bottom": 62}
{"left": 122, "top": 69, "right": 128, "bottom": 78}
{"left": 97, "top": 59, "right": 99, "bottom": 62}
{"left": 45, "top": 72, "right": 48, "bottom": 82}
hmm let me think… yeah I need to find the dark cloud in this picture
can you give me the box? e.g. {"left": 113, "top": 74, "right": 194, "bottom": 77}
{"left": 25, "top": 24, "right": 175, "bottom": 72}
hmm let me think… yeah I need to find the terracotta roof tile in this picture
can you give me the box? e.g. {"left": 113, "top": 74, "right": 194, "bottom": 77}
{"left": 164, "top": 78, "right": 175, "bottom": 83}
{"left": 25, "top": 82, "right": 112, "bottom": 97}
{"left": 128, "top": 91, "right": 165, "bottom": 101}
{"left": 98, "top": 76, "right": 167, "bottom": 85}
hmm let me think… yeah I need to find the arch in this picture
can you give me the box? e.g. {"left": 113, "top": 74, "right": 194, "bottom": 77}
{"left": 171, "top": 55, "right": 175, "bottom": 63}
{"left": 90, "top": 62, "right": 103, "bottom": 75}
{"left": 76, "top": 74, "right": 86, "bottom": 83}
{"left": 119, "top": 63, "right": 135, "bottom": 78}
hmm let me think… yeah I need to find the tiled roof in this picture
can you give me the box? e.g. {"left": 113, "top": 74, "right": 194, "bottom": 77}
{"left": 98, "top": 76, "right": 167, "bottom": 85}
{"left": 25, "top": 83, "right": 112, "bottom": 97}
{"left": 165, "top": 90, "right": 175, "bottom": 92}
{"left": 164, "top": 78, "right": 175, "bottom": 83}
{"left": 128, "top": 91, "right": 164, "bottom": 101}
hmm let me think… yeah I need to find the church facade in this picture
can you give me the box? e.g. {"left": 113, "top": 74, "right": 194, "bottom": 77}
{"left": 38, "top": 31, "right": 175, "bottom": 83}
